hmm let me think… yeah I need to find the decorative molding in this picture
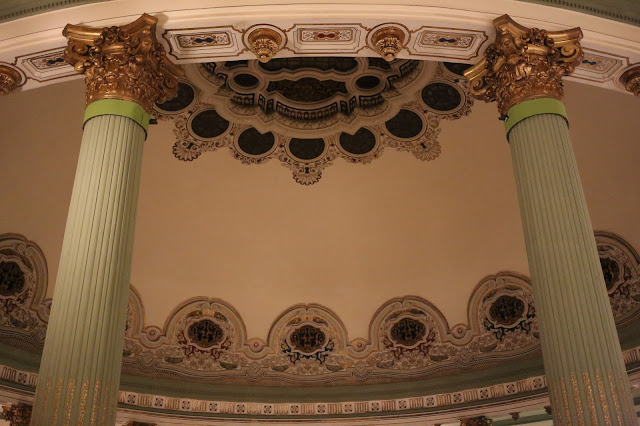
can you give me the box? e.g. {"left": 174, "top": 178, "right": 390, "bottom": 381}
{"left": 0, "top": 231, "right": 638, "bottom": 410}
{"left": 464, "top": 14, "right": 583, "bottom": 115}
{"left": 1, "top": 402, "right": 32, "bottom": 425}
{"left": 243, "top": 25, "right": 287, "bottom": 64}
{"left": 572, "top": 49, "right": 628, "bottom": 83}
{"left": 370, "top": 26, "right": 406, "bottom": 62}
{"left": 619, "top": 65, "right": 640, "bottom": 96}
{"left": 0, "top": 356, "right": 638, "bottom": 419}
{"left": 162, "top": 27, "right": 244, "bottom": 60}
{"left": 15, "top": 48, "right": 75, "bottom": 83}
{"left": 63, "top": 14, "right": 184, "bottom": 113}
{"left": 0, "top": 64, "right": 23, "bottom": 95}
{"left": 0, "top": 233, "right": 50, "bottom": 353}
{"left": 167, "top": 60, "right": 472, "bottom": 184}
{"left": 3, "top": 13, "right": 637, "bottom": 95}
{"left": 409, "top": 26, "right": 488, "bottom": 60}
{"left": 289, "top": 24, "right": 366, "bottom": 54}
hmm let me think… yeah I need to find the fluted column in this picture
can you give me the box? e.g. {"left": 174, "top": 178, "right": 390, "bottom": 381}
{"left": 465, "top": 15, "right": 635, "bottom": 424}
{"left": 31, "top": 14, "right": 182, "bottom": 425}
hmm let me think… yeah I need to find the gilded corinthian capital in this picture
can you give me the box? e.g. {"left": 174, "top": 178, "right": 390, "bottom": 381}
{"left": 464, "top": 15, "right": 582, "bottom": 116}
{"left": 63, "top": 14, "right": 184, "bottom": 114}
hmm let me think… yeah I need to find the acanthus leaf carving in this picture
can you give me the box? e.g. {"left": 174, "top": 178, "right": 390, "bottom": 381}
{"left": 464, "top": 14, "right": 583, "bottom": 115}
{"left": 63, "top": 14, "right": 184, "bottom": 114}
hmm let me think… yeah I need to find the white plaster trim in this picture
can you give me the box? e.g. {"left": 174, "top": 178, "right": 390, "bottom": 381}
{"left": 0, "top": 1, "right": 639, "bottom": 94}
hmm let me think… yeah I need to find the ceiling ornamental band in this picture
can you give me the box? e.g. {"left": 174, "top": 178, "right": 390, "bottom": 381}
{"left": 0, "top": 231, "right": 638, "bottom": 391}
{"left": 3, "top": 15, "right": 636, "bottom": 97}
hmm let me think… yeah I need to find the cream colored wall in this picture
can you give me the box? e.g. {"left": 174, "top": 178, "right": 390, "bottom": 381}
{"left": 0, "top": 78, "right": 639, "bottom": 341}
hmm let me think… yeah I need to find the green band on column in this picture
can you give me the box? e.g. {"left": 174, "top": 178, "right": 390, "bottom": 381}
{"left": 83, "top": 99, "right": 151, "bottom": 134}
{"left": 504, "top": 98, "right": 567, "bottom": 139}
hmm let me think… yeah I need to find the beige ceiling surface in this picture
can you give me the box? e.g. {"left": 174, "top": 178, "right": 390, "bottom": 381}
{"left": 1, "top": 76, "right": 639, "bottom": 340}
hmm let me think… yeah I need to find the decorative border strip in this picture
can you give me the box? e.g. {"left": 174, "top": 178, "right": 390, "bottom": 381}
{"left": 2, "top": 346, "right": 640, "bottom": 417}
{"left": 118, "top": 375, "right": 546, "bottom": 416}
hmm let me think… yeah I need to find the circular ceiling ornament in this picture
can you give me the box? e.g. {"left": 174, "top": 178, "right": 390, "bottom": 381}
{"left": 164, "top": 61, "right": 472, "bottom": 184}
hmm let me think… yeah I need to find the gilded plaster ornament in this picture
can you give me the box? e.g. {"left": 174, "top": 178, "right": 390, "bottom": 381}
{"left": 460, "top": 416, "right": 492, "bottom": 425}
{"left": 371, "top": 27, "right": 405, "bottom": 62}
{"left": 464, "top": 15, "right": 583, "bottom": 116}
{"left": 1, "top": 403, "right": 32, "bottom": 425}
{"left": 63, "top": 14, "right": 184, "bottom": 114}
{"left": 0, "top": 65, "right": 22, "bottom": 96}
{"left": 247, "top": 28, "right": 282, "bottom": 63}
{"left": 620, "top": 66, "right": 640, "bottom": 96}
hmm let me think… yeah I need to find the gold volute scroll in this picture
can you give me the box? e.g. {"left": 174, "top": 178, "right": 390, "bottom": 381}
{"left": 371, "top": 27, "right": 405, "bottom": 62}
{"left": 620, "top": 66, "right": 640, "bottom": 96}
{"left": 63, "top": 14, "right": 184, "bottom": 114}
{"left": 247, "top": 29, "right": 282, "bottom": 63}
{"left": 464, "top": 15, "right": 583, "bottom": 116}
{"left": 0, "top": 65, "right": 23, "bottom": 96}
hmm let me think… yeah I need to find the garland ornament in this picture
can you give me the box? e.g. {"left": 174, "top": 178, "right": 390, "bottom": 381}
{"left": 463, "top": 15, "right": 583, "bottom": 116}
{"left": 63, "top": 14, "right": 184, "bottom": 114}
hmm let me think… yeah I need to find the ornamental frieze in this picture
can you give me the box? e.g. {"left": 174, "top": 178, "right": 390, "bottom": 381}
{"left": 0, "top": 231, "right": 638, "bottom": 386}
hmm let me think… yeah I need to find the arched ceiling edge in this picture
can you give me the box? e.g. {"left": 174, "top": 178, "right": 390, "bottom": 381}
{"left": 0, "top": 1, "right": 639, "bottom": 95}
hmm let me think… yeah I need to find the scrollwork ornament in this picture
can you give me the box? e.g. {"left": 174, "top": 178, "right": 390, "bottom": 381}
{"left": 63, "top": 14, "right": 184, "bottom": 114}
{"left": 464, "top": 15, "right": 582, "bottom": 115}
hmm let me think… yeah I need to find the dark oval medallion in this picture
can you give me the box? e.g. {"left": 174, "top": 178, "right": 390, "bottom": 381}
{"left": 237, "top": 128, "right": 275, "bottom": 156}
{"left": 190, "top": 109, "right": 230, "bottom": 139}
{"left": 187, "top": 319, "right": 224, "bottom": 348}
{"left": 421, "top": 82, "right": 462, "bottom": 112}
{"left": 0, "top": 261, "right": 25, "bottom": 297}
{"left": 385, "top": 110, "right": 423, "bottom": 139}
{"left": 339, "top": 128, "right": 376, "bottom": 155}
{"left": 288, "top": 138, "right": 326, "bottom": 160}
{"left": 289, "top": 325, "right": 326, "bottom": 353}
{"left": 390, "top": 318, "right": 427, "bottom": 346}
{"left": 489, "top": 295, "right": 525, "bottom": 326}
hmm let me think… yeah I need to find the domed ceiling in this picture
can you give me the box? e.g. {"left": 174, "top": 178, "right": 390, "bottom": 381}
{"left": 1, "top": 49, "right": 640, "bottom": 422}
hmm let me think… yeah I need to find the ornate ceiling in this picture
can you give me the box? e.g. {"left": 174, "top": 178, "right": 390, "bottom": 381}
{"left": 1, "top": 0, "right": 640, "bottom": 423}
{"left": 161, "top": 59, "right": 472, "bottom": 184}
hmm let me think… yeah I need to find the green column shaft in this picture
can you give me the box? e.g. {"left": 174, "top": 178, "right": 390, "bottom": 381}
{"left": 508, "top": 108, "right": 636, "bottom": 424}
{"left": 31, "top": 104, "right": 146, "bottom": 424}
